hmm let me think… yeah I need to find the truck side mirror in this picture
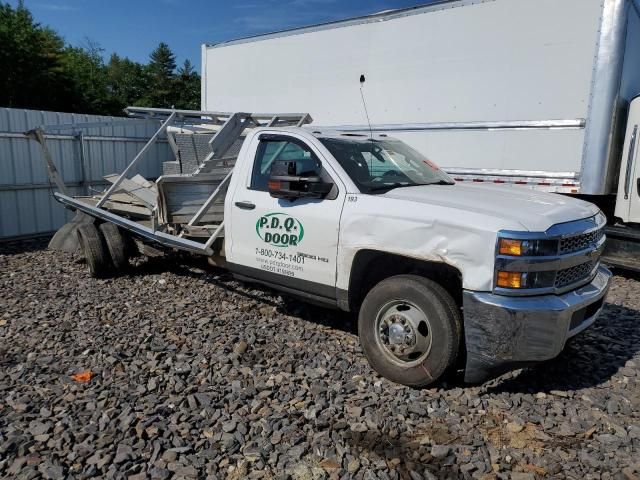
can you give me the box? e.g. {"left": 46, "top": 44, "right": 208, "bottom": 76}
{"left": 268, "top": 160, "right": 333, "bottom": 200}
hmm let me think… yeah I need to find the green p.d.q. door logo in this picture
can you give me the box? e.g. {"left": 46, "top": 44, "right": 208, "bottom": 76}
{"left": 256, "top": 213, "right": 304, "bottom": 247}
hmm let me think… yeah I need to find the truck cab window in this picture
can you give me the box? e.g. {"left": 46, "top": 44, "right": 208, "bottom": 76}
{"left": 251, "top": 139, "right": 321, "bottom": 192}
{"left": 319, "top": 136, "right": 454, "bottom": 194}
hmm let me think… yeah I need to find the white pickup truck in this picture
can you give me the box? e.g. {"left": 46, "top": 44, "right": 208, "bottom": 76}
{"left": 32, "top": 108, "right": 612, "bottom": 386}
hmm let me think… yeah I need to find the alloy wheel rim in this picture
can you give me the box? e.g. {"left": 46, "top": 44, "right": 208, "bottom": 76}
{"left": 375, "top": 300, "right": 432, "bottom": 367}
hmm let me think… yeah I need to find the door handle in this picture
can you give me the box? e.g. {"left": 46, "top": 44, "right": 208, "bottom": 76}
{"left": 624, "top": 125, "right": 638, "bottom": 200}
{"left": 235, "top": 201, "right": 255, "bottom": 210}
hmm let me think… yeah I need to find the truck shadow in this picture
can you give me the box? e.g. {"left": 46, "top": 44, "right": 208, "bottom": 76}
{"left": 341, "top": 428, "right": 469, "bottom": 479}
{"left": 130, "top": 255, "right": 359, "bottom": 334}
{"left": 127, "top": 256, "right": 639, "bottom": 391}
{"left": 485, "top": 301, "right": 640, "bottom": 394}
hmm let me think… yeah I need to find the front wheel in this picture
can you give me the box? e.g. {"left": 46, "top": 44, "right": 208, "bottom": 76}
{"left": 358, "top": 275, "right": 461, "bottom": 387}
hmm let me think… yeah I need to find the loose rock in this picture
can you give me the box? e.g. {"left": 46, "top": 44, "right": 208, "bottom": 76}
{"left": 0, "top": 239, "right": 638, "bottom": 479}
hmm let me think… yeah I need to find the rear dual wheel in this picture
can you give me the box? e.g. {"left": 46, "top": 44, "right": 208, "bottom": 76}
{"left": 358, "top": 275, "right": 461, "bottom": 387}
{"left": 77, "top": 223, "right": 130, "bottom": 277}
{"left": 99, "top": 222, "right": 129, "bottom": 270}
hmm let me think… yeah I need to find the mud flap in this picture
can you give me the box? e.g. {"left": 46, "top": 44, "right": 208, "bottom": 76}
{"left": 48, "top": 211, "right": 95, "bottom": 254}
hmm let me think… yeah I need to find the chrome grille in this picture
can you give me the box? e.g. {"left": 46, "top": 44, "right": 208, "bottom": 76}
{"left": 559, "top": 228, "right": 604, "bottom": 255}
{"left": 555, "top": 261, "right": 596, "bottom": 288}
{"left": 495, "top": 213, "right": 606, "bottom": 296}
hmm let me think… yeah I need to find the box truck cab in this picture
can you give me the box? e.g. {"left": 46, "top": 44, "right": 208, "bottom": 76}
{"left": 615, "top": 96, "right": 640, "bottom": 226}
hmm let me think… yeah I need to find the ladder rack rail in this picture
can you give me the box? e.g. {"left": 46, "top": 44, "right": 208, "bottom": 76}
{"left": 27, "top": 107, "right": 313, "bottom": 257}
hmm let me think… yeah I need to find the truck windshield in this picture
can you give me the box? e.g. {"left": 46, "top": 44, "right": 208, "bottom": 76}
{"left": 319, "top": 136, "right": 454, "bottom": 194}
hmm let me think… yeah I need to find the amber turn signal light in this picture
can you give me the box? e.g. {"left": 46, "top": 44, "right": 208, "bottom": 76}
{"left": 499, "top": 238, "right": 523, "bottom": 256}
{"left": 496, "top": 271, "right": 523, "bottom": 288}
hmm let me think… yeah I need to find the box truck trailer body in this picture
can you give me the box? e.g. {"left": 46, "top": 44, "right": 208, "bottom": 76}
{"left": 202, "top": 0, "right": 640, "bottom": 268}
{"left": 202, "top": 0, "right": 640, "bottom": 193}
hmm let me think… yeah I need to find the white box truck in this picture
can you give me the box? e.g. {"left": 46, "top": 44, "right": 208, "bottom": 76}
{"left": 201, "top": 0, "right": 640, "bottom": 269}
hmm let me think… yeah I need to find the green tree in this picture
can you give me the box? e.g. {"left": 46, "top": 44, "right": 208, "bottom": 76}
{"left": 104, "top": 53, "right": 147, "bottom": 114}
{"left": 0, "top": 1, "right": 71, "bottom": 110}
{"left": 0, "top": 2, "right": 200, "bottom": 115}
{"left": 145, "top": 42, "right": 177, "bottom": 107}
{"left": 62, "top": 40, "right": 110, "bottom": 114}
{"left": 174, "top": 59, "right": 200, "bottom": 110}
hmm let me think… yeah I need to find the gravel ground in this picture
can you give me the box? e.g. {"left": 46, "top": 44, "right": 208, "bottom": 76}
{"left": 0, "top": 239, "right": 639, "bottom": 480}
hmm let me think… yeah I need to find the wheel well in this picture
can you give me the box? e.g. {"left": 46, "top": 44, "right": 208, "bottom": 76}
{"left": 347, "top": 250, "right": 463, "bottom": 311}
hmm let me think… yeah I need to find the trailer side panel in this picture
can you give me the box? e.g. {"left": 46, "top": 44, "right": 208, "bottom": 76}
{"left": 203, "top": 0, "right": 605, "bottom": 192}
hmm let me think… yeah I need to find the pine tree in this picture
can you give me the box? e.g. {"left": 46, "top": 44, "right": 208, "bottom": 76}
{"left": 62, "top": 39, "right": 110, "bottom": 114}
{"left": 145, "top": 42, "right": 177, "bottom": 107}
{"left": 0, "top": 1, "right": 71, "bottom": 110}
{"left": 105, "top": 53, "right": 147, "bottom": 114}
{"left": 174, "top": 59, "right": 200, "bottom": 110}
{"left": 178, "top": 58, "right": 195, "bottom": 77}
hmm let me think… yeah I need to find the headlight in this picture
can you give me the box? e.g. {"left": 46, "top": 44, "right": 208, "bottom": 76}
{"left": 498, "top": 238, "right": 558, "bottom": 257}
{"left": 496, "top": 271, "right": 524, "bottom": 288}
{"left": 496, "top": 270, "right": 556, "bottom": 289}
{"left": 498, "top": 239, "right": 523, "bottom": 256}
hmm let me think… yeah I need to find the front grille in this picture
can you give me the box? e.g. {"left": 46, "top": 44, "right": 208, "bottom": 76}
{"left": 555, "top": 261, "right": 596, "bottom": 288}
{"left": 496, "top": 214, "right": 606, "bottom": 295}
{"left": 559, "top": 228, "right": 604, "bottom": 255}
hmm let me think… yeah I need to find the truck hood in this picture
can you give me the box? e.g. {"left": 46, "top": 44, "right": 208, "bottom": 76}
{"left": 383, "top": 183, "right": 599, "bottom": 232}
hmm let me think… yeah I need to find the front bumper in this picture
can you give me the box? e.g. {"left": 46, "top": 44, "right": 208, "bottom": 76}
{"left": 462, "top": 266, "right": 612, "bottom": 383}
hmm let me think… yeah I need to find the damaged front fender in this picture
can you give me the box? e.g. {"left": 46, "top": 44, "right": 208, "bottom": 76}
{"left": 336, "top": 194, "right": 518, "bottom": 292}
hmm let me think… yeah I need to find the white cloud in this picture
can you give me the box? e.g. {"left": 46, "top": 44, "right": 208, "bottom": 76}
{"left": 34, "top": 3, "right": 77, "bottom": 11}
{"left": 233, "top": 7, "right": 348, "bottom": 34}
{"left": 289, "top": 0, "right": 338, "bottom": 6}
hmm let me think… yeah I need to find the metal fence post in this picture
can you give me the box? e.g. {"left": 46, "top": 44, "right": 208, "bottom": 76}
{"left": 76, "top": 131, "right": 90, "bottom": 195}
{"left": 25, "top": 128, "right": 68, "bottom": 195}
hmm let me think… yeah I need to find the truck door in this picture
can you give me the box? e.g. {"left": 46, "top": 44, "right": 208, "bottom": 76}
{"left": 227, "top": 133, "right": 345, "bottom": 299}
{"left": 615, "top": 96, "right": 640, "bottom": 223}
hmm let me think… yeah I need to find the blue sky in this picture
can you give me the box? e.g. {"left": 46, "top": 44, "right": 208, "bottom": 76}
{"left": 11, "top": 0, "right": 430, "bottom": 70}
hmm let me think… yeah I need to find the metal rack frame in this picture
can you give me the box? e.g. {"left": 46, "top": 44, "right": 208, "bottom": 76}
{"left": 28, "top": 107, "right": 312, "bottom": 256}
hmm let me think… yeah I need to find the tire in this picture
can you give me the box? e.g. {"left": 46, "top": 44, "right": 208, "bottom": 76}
{"left": 77, "top": 224, "right": 111, "bottom": 278}
{"left": 48, "top": 221, "right": 81, "bottom": 254}
{"left": 99, "top": 223, "right": 129, "bottom": 270}
{"left": 358, "top": 274, "right": 461, "bottom": 387}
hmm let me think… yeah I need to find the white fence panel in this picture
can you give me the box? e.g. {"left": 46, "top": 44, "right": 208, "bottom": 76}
{"left": 0, "top": 107, "right": 170, "bottom": 239}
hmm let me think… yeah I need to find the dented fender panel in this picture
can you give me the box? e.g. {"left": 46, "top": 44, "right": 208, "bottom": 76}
{"left": 337, "top": 193, "right": 523, "bottom": 292}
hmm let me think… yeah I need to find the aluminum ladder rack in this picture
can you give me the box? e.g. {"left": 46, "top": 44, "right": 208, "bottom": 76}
{"left": 29, "top": 107, "right": 313, "bottom": 256}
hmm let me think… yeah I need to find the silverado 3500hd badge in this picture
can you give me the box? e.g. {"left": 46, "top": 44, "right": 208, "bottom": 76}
{"left": 256, "top": 213, "right": 304, "bottom": 247}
